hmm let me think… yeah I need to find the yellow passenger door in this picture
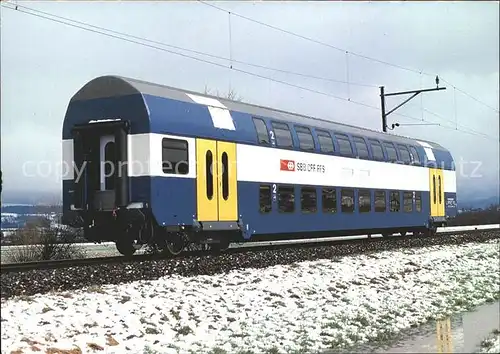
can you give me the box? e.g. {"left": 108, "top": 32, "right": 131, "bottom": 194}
{"left": 196, "top": 139, "right": 218, "bottom": 221}
{"left": 217, "top": 141, "right": 238, "bottom": 221}
{"left": 429, "top": 168, "right": 438, "bottom": 217}
{"left": 436, "top": 169, "right": 445, "bottom": 216}
{"left": 196, "top": 139, "right": 238, "bottom": 222}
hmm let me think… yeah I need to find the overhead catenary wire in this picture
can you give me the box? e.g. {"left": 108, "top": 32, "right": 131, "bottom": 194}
{"left": 198, "top": 0, "right": 500, "bottom": 115}
{"left": 0, "top": 3, "right": 384, "bottom": 110}
{"left": 421, "top": 108, "right": 495, "bottom": 140}
{"left": 1, "top": 2, "right": 497, "bottom": 142}
{"left": 440, "top": 77, "right": 499, "bottom": 113}
{"left": 4, "top": 3, "right": 377, "bottom": 89}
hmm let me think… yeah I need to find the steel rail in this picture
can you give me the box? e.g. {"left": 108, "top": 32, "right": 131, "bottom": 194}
{"left": 1, "top": 227, "right": 498, "bottom": 274}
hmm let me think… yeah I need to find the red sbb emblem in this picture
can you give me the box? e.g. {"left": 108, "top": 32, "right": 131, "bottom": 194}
{"left": 280, "top": 159, "right": 295, "bottom": 171}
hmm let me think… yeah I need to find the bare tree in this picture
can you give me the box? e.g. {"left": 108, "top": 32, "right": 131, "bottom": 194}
{"left": 204, "top": 85, "right": 243, "bottom": 102}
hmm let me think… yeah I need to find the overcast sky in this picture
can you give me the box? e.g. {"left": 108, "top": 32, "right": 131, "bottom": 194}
{"left": 1, "top": 1, "right": 499, "bottom": 202}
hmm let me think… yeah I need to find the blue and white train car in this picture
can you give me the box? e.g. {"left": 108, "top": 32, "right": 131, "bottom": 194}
{"left": 61, "top": 76, "right": 458, "bottom": 256}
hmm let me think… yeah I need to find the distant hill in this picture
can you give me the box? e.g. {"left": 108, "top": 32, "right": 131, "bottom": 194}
{"left": 457, "top": 195, "right": 499, "bottom": 210}
{"left": 1, "top": 189, "right": 61, "bottom": 206}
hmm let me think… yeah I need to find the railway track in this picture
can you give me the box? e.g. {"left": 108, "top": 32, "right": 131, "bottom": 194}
{"left": 1, "top": 225, "right": 498, "bottom": 274}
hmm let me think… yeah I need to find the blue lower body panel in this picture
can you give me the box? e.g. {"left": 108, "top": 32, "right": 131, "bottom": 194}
{"left": 150, "top": 176, "right": 196, "bottom": 227}
{"left": 237, "top": 182, "right": 431, "bottom": 240}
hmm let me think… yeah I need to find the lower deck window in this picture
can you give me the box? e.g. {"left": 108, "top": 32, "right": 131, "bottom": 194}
{"left": 278, "top": 185, "right": 295, "bottom": 213}
{"left": 259, "top": 185, "right": 272, "bottom": 213}
{"left": 358, "top": 189, "right": 371, "bottom": 213}
{"left": 341, "top": 188, "right": 355, "bottom": 213}
{"left": 415, "top": 191, "right": 422, "bottom": 212}
{"left": 403, "top": 192, "right": 413, "bottom": 212}
{"left": 301, "top": 187, "right": 317, "bottom": 213}
{"left": 322, "top": 188, "right": 337, "bottom": 213}
{"left": 390, "top": 191, "right": 400, "bottom": 212}
{"left": 374, "top": 190, "right": 386, "bottom": 212}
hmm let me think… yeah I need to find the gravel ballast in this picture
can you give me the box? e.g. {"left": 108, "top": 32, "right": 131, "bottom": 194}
{"left": 1, "top": 230, "right": 499, "bottom": 299}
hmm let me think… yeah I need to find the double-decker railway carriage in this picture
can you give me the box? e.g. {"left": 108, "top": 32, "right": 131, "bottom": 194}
{"left": 61, "top": 76, "right": 458, "bottom": 256}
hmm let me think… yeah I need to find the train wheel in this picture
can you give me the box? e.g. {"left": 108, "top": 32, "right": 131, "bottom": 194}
{"left": 116, "top": 239, "right": 140, "bottom": 257}
{"left": 400, "top": 231, "right": 407, "bottom": 237}
{"left": 115, "top": 223, "right": 143, "bottom": 257}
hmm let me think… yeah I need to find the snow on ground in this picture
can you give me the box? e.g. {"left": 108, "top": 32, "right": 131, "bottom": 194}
{"left": 1, "top": 239, "right": 499, "bottom": 354}
{"left": 479, "top": 329, "right": 500, "bottom": 353}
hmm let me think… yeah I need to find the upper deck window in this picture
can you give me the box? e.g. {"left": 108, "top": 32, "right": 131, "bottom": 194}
{"left": 353, "top": 136, "right": 370, "bottom": 159}
{"left": 335, "top": 134, "right": 353, "bottom": 157}
{"left": 398, "top": 145, "right": 412, "bottom": 164}
{"left": 295, "top": 126, "right": 315, "bottom": 151}
{"left": 252, "top": 118, "right": 270, "bottom": 146}
{"left": 384, "top": 142, "right": 398, "bottom": 162}
{"left": 369, "top": 139, "right": 384, "bottom": 161}
{"left": 271, "top": 122, "right": 293, "bottom": 148}
{"left": 409, "top": 146, "right": 421, "bottom": 165}
{"left": 316, "top": 130, "right": 335, "bottom": 153}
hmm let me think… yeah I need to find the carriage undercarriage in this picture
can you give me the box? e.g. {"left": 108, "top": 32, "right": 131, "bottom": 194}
{"left": 76, "top": 209, "right": 234, "bottom": 257}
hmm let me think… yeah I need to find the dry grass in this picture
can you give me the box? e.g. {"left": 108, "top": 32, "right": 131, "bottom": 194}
{"left": 7, "top": 223, "right": 86, "bottom": 263}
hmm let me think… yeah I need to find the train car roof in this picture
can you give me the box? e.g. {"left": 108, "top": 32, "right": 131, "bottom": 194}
{"left": 69, "top": 75, "right": 446, "bottom": 150}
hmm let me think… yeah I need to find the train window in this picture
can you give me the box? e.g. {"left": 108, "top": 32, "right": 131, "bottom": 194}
{"left": 205, "top": 150, "right": 214, "bottom": 200}
{"left": 403, "top": 191, "right": 413, "bottom": 212}
{"left": 369, "top": 140, "right": 385, "bottom": 161}
{"left": 278, "top": 185, "right": 295, "bottom": 213}
{"left": 384, "top": 142, "right": 398, "bottom": 162}
{"left": 259, "top": 185, "right": 272, "bottom": 213}
{"left": 162, "top": 138, "right": 189, "bottom": 174}
{"left": 432, "top": 175, "right": 437, "bottom": 204}
{"left": 358, "top": 189, "right": 371, "bottom": 213}
{"left": 409, "top": 146, "right": 421, "bottom": 165}
{"left": 438, "top": 175, "right": 442, "bottom": 204}
{"left": 317, "top": 130, "right": 335, "bottom": 153}
{"left": 252, "top": 118, "right": 270, "bottom": 146}
{"left": 322, "top": 188, "right": 337, "bottom": 213}
{"left": 415, "top": 191, "right": 422, "bottom": 212}
{"left": 374, "top": 190, "right": 386, "bottom": 212}
{"left": 104, "top": 141, "right": 115, "bottom": 190}
{"left": 272, "top": 122, "right": 293, "bottom": 148}
{"left": 335, "top": 134, "right": 353, "bottom": 157}
{"left": 301, "top": 187, "right": 317, "bottom": 213}
{"left": 353, "top": 137, "right": 370, "bottom": 159}
{"left": 341, "top": 188, "right": 355, "bottom": 213}
{"left": 222, "top": 152, "right": 229, "bottom": 201}
{"left": 295, "top": 126, "right": 315, "bottom": 151}
{"left": 398, "top": 145, "right": 412, "bottom": 164}
{"left": 390, "top": 191, "right": 400, "bottom": 212}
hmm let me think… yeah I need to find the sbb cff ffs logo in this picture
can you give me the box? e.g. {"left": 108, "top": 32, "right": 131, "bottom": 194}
{"left": 280, "top": 159, "right": 295, "bottom": 171}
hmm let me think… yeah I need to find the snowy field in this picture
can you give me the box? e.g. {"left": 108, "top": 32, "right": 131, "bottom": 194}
{"left": 1, "top": 239, "right": 499, "bottom": 354}
{"left": 479, "top": 329, "right": 500, "bottom": 353}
